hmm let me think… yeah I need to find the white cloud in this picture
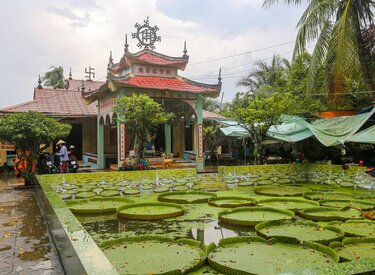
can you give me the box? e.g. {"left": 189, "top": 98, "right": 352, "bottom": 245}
{"left": 0, "top": 0, "right": 307, "bottom": 108}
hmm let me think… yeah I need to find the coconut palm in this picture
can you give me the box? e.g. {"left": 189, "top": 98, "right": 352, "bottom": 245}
{"left": 263, "top": 0, "right": 375, "bottom": 99}
{"left": 237, "top": 54, "right": 290, "bottom": 96}
{"left": 42, "top": 66, "right": 65, "bottom": 89}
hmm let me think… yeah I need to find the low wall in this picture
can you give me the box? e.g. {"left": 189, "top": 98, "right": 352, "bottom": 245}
{"left": 36, "top": 176, "right": 118, "bottom": 275}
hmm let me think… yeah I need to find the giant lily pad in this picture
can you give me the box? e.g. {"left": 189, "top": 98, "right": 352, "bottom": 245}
{"left": 66, "top": 197, "right": 132, "bottom": 214}
{"left": 331, "top": 237, "right": 375, "bottom": 261}
{"left": 218, "top": 206, "right": 294, "bottom": 226}
{"left": 299, "top": 207, "right": 363, "bottom": 221}
{"left": 100, "top": 236, "right": 207, "bottom": 274}
{"left": 321, "top": 199, "right": 375, "bottom": 210}
{"left": 117, "top": 202, "right": 184, "bottom": 220}
{"left": 254, "top": 185, "right": 311, "bottom": 197}
{"left": 100, "top": 190, "right": 119, "bottom": 197}
{"left": 255, "top": 220, "right": 344, "bottom": 245}
{"left": 75, "top": 191, "right": 96, "bottom": 199}
{"left": 328, "top": 220, "right": 375, "bottom": 237}
{"left": 158, "top": 191, "right": 217, "bottom": 204}
{"left": 304, "top": 191, "right": 357, "bottom": 201}
{"left": 208, "top": 196, "right": 256, "bottom": 208}
{"left": 208, "top": 236, "right": 339, "bottom": 274}
{"left": 258, "top": 197, "right": 319, "bottom": 212}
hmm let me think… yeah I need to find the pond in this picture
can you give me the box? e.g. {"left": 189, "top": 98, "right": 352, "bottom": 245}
{"left": 37, "top": 164, "right": 375, "bottom": 274}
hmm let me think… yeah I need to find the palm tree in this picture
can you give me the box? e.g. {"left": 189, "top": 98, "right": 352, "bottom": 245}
{"left": 42, "top": 66, "right": 65, "bottom": 89}
{"left": 237, "top": 54, "right": 290, "bottom": 96}
{"left": 263, "top": 0, "right": 375, "bottom": 100}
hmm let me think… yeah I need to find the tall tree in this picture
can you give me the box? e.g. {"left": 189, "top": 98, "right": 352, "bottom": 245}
{"left": 113, "top": 94, "right": 174, "bottom": 162}
{"left": 237, "top": 54, "right": 290, "bottom": 96}
{"left": 42, "top": 66, "right": 65, "bottom": 89}
{"left": 0, "top": 111, "right": 71, "bottom": 185}
{"left": 263, "top": 0, "right": 375, "bottom": 100}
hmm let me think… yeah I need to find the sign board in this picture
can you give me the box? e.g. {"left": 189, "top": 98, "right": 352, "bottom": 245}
{"left": 120, "top": 124, "right": 126, "bottom": 161}
{"left": 1, "top": 142, "right": 14, "bottom": 151}
{"left": 198, "top": 124, "right": 204, "bottom": 161}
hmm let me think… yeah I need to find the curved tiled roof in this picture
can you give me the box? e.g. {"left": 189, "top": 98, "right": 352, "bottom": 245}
{"left": 116, "top": 76, "right": 220, "bottom": 94}
{"left": 1, "top": 88, "right": 97, "bottom": 117}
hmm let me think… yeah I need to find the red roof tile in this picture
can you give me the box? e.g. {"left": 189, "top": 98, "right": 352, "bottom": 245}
{"left": 1, "top": 88, "right": 97, "bottom": 117}
{"left": 116, "top": 76, "right": 220, "bottom": 94}
{"left": 136, "top": 52, "right": 186, "bottom": 66}
{"left": 65, "top": 79, "right": 105, "bottom": 92}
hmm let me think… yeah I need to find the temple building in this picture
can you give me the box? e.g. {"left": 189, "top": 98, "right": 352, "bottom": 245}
{"left": 86, "top": 22, "right": 222, "bottom": 170}
{"left": 0, "top": 19, "right": 222, "bottom": 170}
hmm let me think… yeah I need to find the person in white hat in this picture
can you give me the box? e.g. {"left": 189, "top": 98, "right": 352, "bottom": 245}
{"left": 56, "top": 140, "right": 69, "bottom": 173}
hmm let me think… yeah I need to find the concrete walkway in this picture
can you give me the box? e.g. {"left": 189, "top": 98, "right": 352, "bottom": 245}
{"left": 0, "top": 176, "right": 64, "bottom": 275}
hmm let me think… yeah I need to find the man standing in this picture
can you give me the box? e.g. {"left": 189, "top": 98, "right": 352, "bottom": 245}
{"left": 57, "top": 140, "right": 69, "bottom": 173}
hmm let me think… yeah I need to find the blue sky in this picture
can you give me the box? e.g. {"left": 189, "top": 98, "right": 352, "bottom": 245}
{"left": 0, "top": 0, "right": 307, "bottom": 108}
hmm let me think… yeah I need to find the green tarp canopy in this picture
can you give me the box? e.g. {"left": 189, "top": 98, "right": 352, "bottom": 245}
{"left": 347, "top": 124, "right": 375, "bottom": 144}
{"left": 267, "top": 108, "right": 375, "bottom": 146}
{"left": 220, "top": 125, "right": 250, "bottom": 138}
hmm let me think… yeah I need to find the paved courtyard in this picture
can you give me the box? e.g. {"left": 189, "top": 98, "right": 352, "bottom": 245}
{"left": 0, "top": 176, "right": 64, "bottom": 275}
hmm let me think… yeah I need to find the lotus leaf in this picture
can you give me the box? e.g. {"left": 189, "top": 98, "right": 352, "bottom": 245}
{"left": 208, "top": 237, "right": 338, "bottom": 274}
{"left": 256, "top": 220, "right": 344, "bottom": 244}
{"left": 67, "top": 197, "right": 132, "bottom": 214}
{"left": 254, "top": 185, "right": 311, "bottom": 197}
{"left": 299, "top": 207, "right": 363, "bottom": 221}
{"left": 158, "top": 191, "right": 217, "bottom": 204}
{"left": 219, "top": 206, "right": 294, "bottom": 226}
{"left": 328, "top": 220, "right": 375, "bottom": 237}
{"left": 258, "top": 197, "right": 319, "bottom": 212}
{"left": 100, "top": 236, "right": 206, "bottom": 274}
{"left": 332, "top": 237, "right": 375, "bottom": 261}
{"left": 208, "top": 197, "right": 256, "bottom": 208}
{"left": 321, "top": 199, "right": 374, "bottom": 210}
{"left": 118, "top": 202, "right": 184, "bottom": 220}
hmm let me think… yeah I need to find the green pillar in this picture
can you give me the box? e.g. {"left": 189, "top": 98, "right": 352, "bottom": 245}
{"left": 117, "top": 121, "right": 121, "bottom": 169}
{"left": 195, "top": 95, "right": 204, "bottom": 170}
{"left": 97, "top": 115, "right": 105, "bottom": 169}
{"left": 164, "top": 123, "right": 172, "bottom": 155}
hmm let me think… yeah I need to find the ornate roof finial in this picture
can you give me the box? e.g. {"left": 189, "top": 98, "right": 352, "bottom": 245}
{"left": 81, "top": 79, "right": 85, "bottom": 92}
{"left": 108, "top": 50, "right": 113, "bottom": 65}
{"left": 183, "top": 41, "right": 188, "bottom": 57}
{"left": 124, "top": 34, "right": 129, "bottom": 53}
{"left": 69, "top": 67, "right": 72, "bottom": 80}
{"left": 132, "top": 17, "right": 161, "bottom": 50}
{"left": 37, "top": 74, "right": 43, "bottom": 89}
{"left": 218, "top": 68, "right": 222, "bottom": 84}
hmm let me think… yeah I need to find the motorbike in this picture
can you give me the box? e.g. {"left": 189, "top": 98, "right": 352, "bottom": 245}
{"left": 68, "top": 158, "right": 79, "bottom": 173}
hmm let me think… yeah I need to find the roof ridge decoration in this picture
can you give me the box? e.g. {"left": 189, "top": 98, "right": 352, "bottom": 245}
{"left": 132, "top": 17, "right": 161, "bottom": 50}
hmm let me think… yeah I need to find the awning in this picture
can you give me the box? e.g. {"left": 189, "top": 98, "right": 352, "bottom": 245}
{"left": 266, "top": 107, "right": 375, "bottom": 146}
{"left": 220, "top": 125, "right": 250, "bottom": 138}
{"left": 347, "top": 124, "right": 375, "bottom": 144}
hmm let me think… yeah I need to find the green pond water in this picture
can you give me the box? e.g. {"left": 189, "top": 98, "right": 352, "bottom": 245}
{"left": 42, "top": 168, "right": 375, "bottom": 274}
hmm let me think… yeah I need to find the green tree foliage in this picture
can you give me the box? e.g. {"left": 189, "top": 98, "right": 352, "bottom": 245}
{"left": 229, "top": 53, "right": 325, "bottom": 164}
{"left": 263, "top": 0, "right": 375, "bottom": 100}
{"left": 113, "top": 94, "right": 174, "bottom": 161}
{"left": 224, "top": 91, "right": 295, "bottom": 164}
{"left": 0, "top": 111, "right": 71, "bottom": 185}
{"left": 237, "top": 55, "right": 290, "bottom": 96}
{"left": 42, "top": 66, "right": 65, "bottom": 89}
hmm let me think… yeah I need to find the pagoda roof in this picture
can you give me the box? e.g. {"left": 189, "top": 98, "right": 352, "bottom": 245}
{"left": 1, "top": 87, "right": 97, "bottom": 117}
{"left": 112, "top": 49, "right": 189, "bottom": 73}
{"left": 65, "top": 79, "right": 104, "bottom": 92}
{"left": 85, "top": 75, "right": 221, "bottom": 102}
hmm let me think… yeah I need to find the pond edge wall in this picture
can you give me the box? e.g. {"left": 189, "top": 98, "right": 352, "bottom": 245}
{"left": 35, "top": 179, "right": 118, "bottom": 275}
